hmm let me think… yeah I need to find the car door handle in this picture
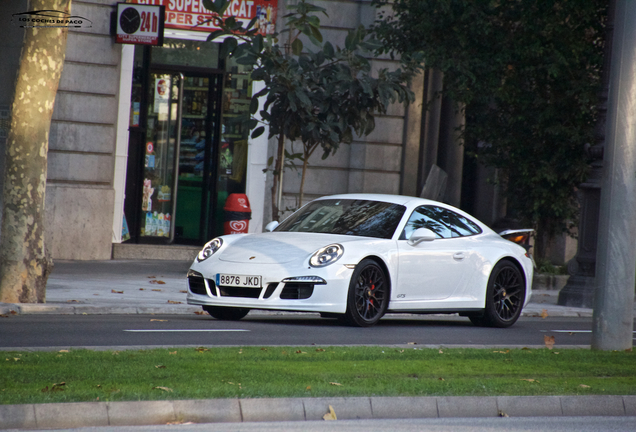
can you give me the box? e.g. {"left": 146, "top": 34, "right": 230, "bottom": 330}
{"left": 453, "top": 252, "right": 466, "bottom": 261}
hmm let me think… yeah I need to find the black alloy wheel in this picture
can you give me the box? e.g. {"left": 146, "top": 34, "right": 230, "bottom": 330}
{"left": 470, "top": 260, "right": 525, "bottom": 328}
{"left": 343, "top": 259, "right": 389, "bottom": 327}
{"left": 203, "top": 306, "right": 250, "bottom": 321}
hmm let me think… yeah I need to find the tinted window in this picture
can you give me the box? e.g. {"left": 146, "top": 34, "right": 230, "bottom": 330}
{"left": 400, "top": 206, "right": 482, "bottom": 240}
{"left": 276, "top": 199, "right": 406, "bottom": 239}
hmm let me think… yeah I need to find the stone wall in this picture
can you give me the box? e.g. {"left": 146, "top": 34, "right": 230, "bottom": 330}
{"left": 46, "top": 0, "right": 120, "bottom": 259}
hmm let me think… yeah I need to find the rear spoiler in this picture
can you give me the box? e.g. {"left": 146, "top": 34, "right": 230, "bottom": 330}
{"left": 498, "top": 229, "right": 536, "bottom": 268}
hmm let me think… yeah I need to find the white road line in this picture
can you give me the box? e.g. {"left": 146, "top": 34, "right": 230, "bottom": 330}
{"left": 543, "top": 330, "right": 636, "bottom": 333}
{"left": 124, "top": 329, "right": 250, "bottom": 332}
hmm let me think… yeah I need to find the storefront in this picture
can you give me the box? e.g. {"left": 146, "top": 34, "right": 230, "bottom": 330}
{"left": 117, "top": 1, "right": 278, "bottom": 246}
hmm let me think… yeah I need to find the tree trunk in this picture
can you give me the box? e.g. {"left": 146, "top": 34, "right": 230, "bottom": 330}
{"left": 0, "top": 0, "right": 71, "bottom": 303}
{"left": 270, "top": 133, "right": 285, "bottom": 221}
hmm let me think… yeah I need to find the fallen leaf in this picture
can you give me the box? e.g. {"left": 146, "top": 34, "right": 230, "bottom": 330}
{"left": 399, "top": 349, "right": 405, "bottom": 353}
{"left": 493, "top": 350, "right": 510, "bottom": 354}
{"left": 520, "top": 379, "right": 539, "bottom": 383}
{"left": 295, "top": 350, "right": 306, "bottom": 354}
{"left": 438, "top": 377, "right": 445, "bottom": 381}
{"left": 306, "top": 386, "right": 311, "bottom": 390}
{"left": 439, "top": 350, "right": 444, "bottom": 354}
{"left": 579, "top": 384, "right": 591, "bottom": 389}
{"left": 323, "top": 405, "right": 337, "bottom": 421}
{"left": 316, "top": 348, "right": 325, "bottom": 352}
{"left": 148, "top": 276, "right": 156, "bottom": 278}
{"left": 152, "top": 386, "right": 173, "bottom": 392}
{"left": 169, "top": 351, "right": 177, "bottom": 355}
{"left": 155, "top": 365, "right": 166, "bottom": 369}
{"left": 139, "top": 288, "right": 146, "bottom": 291}
{"left": 194, "top": 311, "right": 205, "bottom": 315}
{"left": 152, "top": 289, "right": 162, "bottom": 292}
{"left": 552, "top": 352, "right": 560, "bottom": 355}
{"left": 541, "top": 309, "right": 549, "bottom": 319}
{"left": 179, "top": 290, "right": 187, "bottom": 293}
{"left": 150, "top": 319, "right": 167, "bottom": 322}
{"left": 544, "top": 335, "right": 556, "bottom": 349}
{"left": 261, "top": 347, "right": 268, "bottom": 351}
{"left": 59, "top": 350, "right": 69, "bottom": 353}
{"left": 150, "top": 280, "right": 166, "bottom": 284}
{"left": 329, "top": 382, "right": 343, "bottom": 386}
{"left": 167, "top": 300, "right": 182, "bottom": 304}
{"left": 407, "top": 342, "right": 417, "bottom": 345}
{"left": 195, "top": 347, "right": 209, "bottom": 352}
{"left": 111, "top": 290, "right": 124, "bottom": 294}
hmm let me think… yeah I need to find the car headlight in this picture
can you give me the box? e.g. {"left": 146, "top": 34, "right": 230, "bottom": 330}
{"left": 309, "top": 244, "right": 344, "bottom": 267}
{"left": 197, "top": 238, "right": 223, "bottom": 262}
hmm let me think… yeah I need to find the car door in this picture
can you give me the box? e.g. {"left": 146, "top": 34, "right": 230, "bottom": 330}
{"left": 394, "top": 205, "right": 482, "bottom": 302}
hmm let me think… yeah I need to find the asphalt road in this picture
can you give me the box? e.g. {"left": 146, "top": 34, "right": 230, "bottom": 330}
{"left": 1, "top": 314, "right": 625, "bottom": 350}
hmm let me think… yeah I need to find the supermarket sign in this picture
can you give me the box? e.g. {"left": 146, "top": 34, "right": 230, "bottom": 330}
{"left": 115, "top": 3, "right": 165, "bottom": 45}
{"left": 130, "top": 0, "right": 278, "bottom": 35}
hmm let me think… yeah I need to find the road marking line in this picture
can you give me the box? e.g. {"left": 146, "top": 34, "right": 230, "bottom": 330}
{"left": 544, "top": 330, "right": 636, "bottom": 333}
{"left": 124, "top": 329, "right": 249, "bottom": 332}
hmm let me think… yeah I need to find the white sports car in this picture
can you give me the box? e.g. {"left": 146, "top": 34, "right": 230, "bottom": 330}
{"left": 187, "top": 194, "right": 533, "bottom": 327}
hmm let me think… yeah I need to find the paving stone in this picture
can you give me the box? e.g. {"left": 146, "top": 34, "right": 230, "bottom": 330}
{"left": 240, "top": 398, "right": 305, "bottom": 422}
{"left": 497, "top": 396, "right": 563, "bottom": 417}
{"left": 34, "top": 402, "right": 108, "bottom": 429}
{"left": 560, "top": 396, "right": 626, "bottom": 416}
{"left": 0, "top": 404, "right": 37, "bottom": 429}
{"left": 370, "top": 396, "right": 438, "bottom": 419}
{"left": 437, "top": 396, "right": 498, "bottom": 418}
{"left": 107, "top": 400, "right": 176, "bottom": 426}
{"left": 173, "top": 399, "right": 241, "bottom": 423}
{"left": 302, "top": 397, "right": 373, "bottom": 421}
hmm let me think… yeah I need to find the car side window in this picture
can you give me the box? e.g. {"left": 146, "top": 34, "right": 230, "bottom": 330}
{"left": 400, "top": 206, "right": 482, "bottom": 240}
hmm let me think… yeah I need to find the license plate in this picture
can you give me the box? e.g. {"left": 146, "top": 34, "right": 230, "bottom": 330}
{"left": 216, "top": 274, "right": 262, "bottom": 288}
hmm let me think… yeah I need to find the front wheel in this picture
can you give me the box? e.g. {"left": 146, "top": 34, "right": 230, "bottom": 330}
{"left": 342, "top": 259, "right": 389, "bottom": 327}
{"left": 470, "top": 260, "right": 525, "bottom": 328}
{"left": 203, "top": 306, "right": 250, "bottom": 321}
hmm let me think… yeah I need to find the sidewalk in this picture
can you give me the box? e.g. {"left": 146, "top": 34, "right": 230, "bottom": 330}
{"left": 0, "top": 259, "right": 605, "bottom": 317}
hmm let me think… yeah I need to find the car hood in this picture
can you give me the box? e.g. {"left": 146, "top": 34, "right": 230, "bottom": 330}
{"left": 217, "top": 232, "right": 362, "bottom": 264}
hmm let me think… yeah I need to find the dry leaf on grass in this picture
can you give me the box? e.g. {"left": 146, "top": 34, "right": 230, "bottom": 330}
{"left": 323, "top": 405, "right": 337, "bottom": 421}
{"left": 520, "top": 379, "right": 539, "bottom": 383}
{"left": 152, "top": 386, "right": 173, "bottom": 392}
{"left": 544, "top": 335, "right": 556, "bottom": 349}
{"left": 195, "top": 347, "right": 209, "bottom": 352}
{"left": 306, "top": 386, "right": 311, "bottom": 390}
{"left": 329, "top": 382, "right": 343, "bottom": 386}
{"left": 169, "top": 351, "right": 177, "bottom": 355}
{"left": 579, "top": 384, "right": 591, "bottom": 389}
{"left": 59, "top": 350, "right": 69, "bottom": 353}
{"left": 155, "top": 365, "right": 166, "bottom": 369}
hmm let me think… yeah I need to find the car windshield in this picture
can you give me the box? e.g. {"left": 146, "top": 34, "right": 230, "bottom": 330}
{"left": 275, "top": 199, "right": 406, "bottom": 239}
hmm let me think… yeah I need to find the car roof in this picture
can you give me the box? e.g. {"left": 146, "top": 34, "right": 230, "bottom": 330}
{"left": 315, "top": 193, "right": 438, "bottom": 207}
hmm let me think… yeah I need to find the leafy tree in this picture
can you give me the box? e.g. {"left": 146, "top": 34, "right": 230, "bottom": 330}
{"left": 373, "top": 0, "right": 606, "bottom": 257}
{"left": 202, "top": 0, "right": 413, "bottom": 220}
{"left": 0, "top": 0, "right": 71, "bottom": 303}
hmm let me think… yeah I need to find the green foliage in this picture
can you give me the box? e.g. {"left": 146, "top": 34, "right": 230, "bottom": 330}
{"left": 373, "top": 0, "right": 606, "bottom": 243}
{"left": 203, "top": 0, "right": 413, "bottom": 217}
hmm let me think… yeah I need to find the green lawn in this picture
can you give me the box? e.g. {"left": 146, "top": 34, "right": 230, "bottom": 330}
{"left": 1, "top": 347, "right": 634, "bottom": 405}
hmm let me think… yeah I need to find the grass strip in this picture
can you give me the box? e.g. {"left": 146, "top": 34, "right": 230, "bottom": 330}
{"left": 1, "top": 347, "right": 634, "bottom": 405}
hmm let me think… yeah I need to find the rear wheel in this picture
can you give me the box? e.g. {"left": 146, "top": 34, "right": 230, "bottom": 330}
{"left": 343, "top": 259, "right": 389, "bottom": 327}
{"left": 203, "top": 306, "right": 250, "bottom": 321}
{"left": 470, "top": 260, "right": 525, "bottom": 328}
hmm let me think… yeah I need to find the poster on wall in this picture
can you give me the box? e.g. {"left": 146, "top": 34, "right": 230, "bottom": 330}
{"left": 129, "top": 0, "right": 278, "bottom": 37}
{"left": 114, "top": 3, "right": 165, "bottom": 46}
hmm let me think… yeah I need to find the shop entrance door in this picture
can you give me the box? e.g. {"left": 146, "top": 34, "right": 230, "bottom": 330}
{"left": 138, "top": 71, "right": 223, "bottom": 244}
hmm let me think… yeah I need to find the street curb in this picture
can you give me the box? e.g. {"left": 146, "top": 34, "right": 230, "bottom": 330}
{"left": 1, "top": 395, "right": 634, "bottom": 429}
{"left": 0, "top": 302, "right": 594, "bottom": 318}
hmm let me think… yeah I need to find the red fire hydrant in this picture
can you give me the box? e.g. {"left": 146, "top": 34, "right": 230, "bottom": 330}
{"left": 223, "top": 194, "right": 251, "bottom": 234}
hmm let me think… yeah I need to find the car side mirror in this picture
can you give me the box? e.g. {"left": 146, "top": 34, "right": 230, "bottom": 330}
{"left": 265, "top": 221, "right": 279, "bottom": 232}
{"left": 408, "top": 227, "right": 437, "bottom": 245}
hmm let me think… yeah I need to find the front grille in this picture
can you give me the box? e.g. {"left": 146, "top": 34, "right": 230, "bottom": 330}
{"left": 280, "top": 283, "right": 314, "bottom": 300}
{"left": 188, "top": 274, "right": 207, "bottom": 295}
{"left": 218, "top": 286, "right": 262, "bottom": 298}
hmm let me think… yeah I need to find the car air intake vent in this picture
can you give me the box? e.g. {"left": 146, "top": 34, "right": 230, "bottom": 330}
{"left": 280, "top": 283, "right": 314, "bottom": 300}
{"left": 188, "top": 274, "right": 207, "bottom": 295}
{"left": 206, "top": 279, "right": 217, "bottom": 296}
{"left": 219, "top": 286, "right": 262, "bottom": 298}
{"left": 263, "top": 283, "right": 279, "bottom": 299}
